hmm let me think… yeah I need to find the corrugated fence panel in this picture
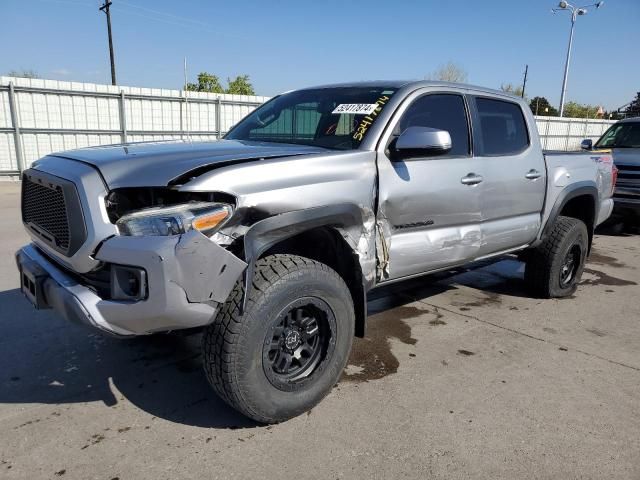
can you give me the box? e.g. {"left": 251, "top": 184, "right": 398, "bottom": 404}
{"left": 20, "top": 133, "right": 123, "bottom": 166}
{"left": 535, "top": 115, "right": 615, "bottom": 151}
{"left": 1, "top": 90, "right": 12, "bottom": 129}
{"left": 0, "top": 133, "right": 16, "bottom": 171}
{"left": 0, "top": 76, "right": 619, "bottom": 175}
{"left": 0, "top": 76, "right": 266, "bottom": 173}
{"left": 0, "top": 89, "right": 15, "bottom": 171}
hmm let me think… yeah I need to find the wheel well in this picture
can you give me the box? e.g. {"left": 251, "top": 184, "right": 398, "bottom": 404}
{"left": 260, "top": 226, "right": 367, "bottom": 338}
{"left": 559, "top": 194, "right": 596, "bottom": 247}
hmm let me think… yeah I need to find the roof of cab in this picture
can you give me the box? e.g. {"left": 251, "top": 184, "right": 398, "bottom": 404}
{"left": 618, "top": 116, "right": 640, "bottom": 124}
{"left": 294, "top": 80, "right": 514, "bottom": 98}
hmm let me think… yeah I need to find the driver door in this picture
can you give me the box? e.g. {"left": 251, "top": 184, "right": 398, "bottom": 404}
{"left": 377, "top": 90, "right": 483, "bottom": 281}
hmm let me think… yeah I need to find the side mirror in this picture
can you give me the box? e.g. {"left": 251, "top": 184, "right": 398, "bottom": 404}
{"left": 581, "top": 139, "right": 593, "bottom": 150}
{"left": 393, "top": 127, "right": 452, "bottom": 159}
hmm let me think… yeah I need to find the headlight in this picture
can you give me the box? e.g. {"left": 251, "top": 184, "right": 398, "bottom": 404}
{"left": 116, "top": 202, "right": 232, "bottom": 237}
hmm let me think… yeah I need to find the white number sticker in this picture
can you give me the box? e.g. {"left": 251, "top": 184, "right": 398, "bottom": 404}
{"left": 332, "top": 104, "right": 378, "bottom": 115}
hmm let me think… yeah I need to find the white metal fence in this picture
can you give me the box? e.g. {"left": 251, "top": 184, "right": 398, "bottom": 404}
{"left": 533, "top": 115, "right": 615, "bottom": 151}
{"left": 0, "top": 76, "right": 268, "bottom": 175}
{"left": 0, "top": 76, "right": 617, "bottom": 175}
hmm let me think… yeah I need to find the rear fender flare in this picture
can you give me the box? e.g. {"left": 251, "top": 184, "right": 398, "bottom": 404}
{"left": 537, "top": 181, "right": 598, "bottom": 246}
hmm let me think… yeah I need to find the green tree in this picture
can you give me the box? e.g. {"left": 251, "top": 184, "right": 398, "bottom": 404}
{"left": 426, "top": 62, "right": 468, "bottom": 83}
{"left": 623, "top": 92, "right": 640, "bottom": 117}
{"left": 606, "top": 110, "right": 625, "bottom": 121}
{"left": 563, "top": 101, "right": 599, "bottom": 118}
{"left": 186, "top": 72, "right": 224, "bottom": 93}
{"left": 500, "top": 83, "right": 526, "bottom": 100}
{"left": 185, "top": 72, "right": 256, "bottom": 95}
{"left": 226, "top": 75, "right": 255, "bottom": 95}
{"left": 529, "top": 96, "right": 558, "bottom": 116}
{"left": 6, "top": 69, "right": 39, "bottom": 78}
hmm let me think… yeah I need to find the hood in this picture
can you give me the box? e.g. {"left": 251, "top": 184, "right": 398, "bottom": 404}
{"left": 46, "top": 140, "right": 326, "bottom": 188}
{"left": 611, "top": 148, "right": 640, "bottom": 167}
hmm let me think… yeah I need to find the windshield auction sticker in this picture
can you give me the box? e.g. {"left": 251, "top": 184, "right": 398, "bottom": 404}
{"left": 332, "top": 104, "right": 379, "bottom": 115}
{"left": 352, "top": 95, "right": 391, "bottom": 141}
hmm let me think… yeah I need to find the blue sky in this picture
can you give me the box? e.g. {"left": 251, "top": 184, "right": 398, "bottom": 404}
{"left": 1, "top": 0, "right": 638, "bottom": 110}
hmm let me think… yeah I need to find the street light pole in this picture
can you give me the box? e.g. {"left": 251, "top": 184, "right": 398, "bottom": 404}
{"left": 558, "top": 11, "right": 576, "bottom": 117}
{"left": 552, "top": 1, "right": 604, "bottom": 117}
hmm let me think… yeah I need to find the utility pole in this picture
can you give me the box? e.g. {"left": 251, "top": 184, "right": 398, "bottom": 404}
{"left": 99, "top": 1, "right": 117, "bottom": 85}
{"left": 521, "top": 64, "right": 528, "bottom": 99}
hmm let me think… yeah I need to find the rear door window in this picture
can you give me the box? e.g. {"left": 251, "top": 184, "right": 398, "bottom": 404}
{"left": 474, "top": 97, "right": 530, "bottom": 155}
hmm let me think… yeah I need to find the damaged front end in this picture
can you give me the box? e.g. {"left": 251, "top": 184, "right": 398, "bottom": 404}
{"left": 90, "top": 190, "right": 248, "bottom": 335}
{"left": 17, "top": 183, "right": 249, "bottom": 337}
{"left": 18, "top": 145, "right": 379, "bottom": 337}
{"left": 17, "top": 228, "right": 247, "bottom": 337}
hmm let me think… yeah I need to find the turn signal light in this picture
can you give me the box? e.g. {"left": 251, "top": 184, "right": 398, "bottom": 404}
{"left": 192, "top": 209, "right": 230, "bottom": 232}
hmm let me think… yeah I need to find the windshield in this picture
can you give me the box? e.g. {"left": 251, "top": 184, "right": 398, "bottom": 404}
{"left": 225, "top": 87, "right": 397, "bottom": 150}
{"left": 595, "top": 122, "right": 640, "bottom": 148}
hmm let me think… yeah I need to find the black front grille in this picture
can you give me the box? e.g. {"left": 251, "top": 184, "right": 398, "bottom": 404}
{"left": 618, "top": 172, "right": 640, "bottom": 180}
{"left": 21, "top": 170, "right": 86, "bottom": 256}
{"left": 616, "top": 163, "right": 640, "bottom": 172}
{"left": 614, "top": 193, "right": 640, "bottom": 201}
{"left": 22, "top": 179, "right": 70, "bottom": 250}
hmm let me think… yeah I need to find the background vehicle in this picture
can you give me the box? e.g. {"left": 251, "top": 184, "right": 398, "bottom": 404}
{"left": 583, "top": 117, "right": 640, "bottom": 225}
{"left": 16, "top": 81, "right": 615, "bottom": 423}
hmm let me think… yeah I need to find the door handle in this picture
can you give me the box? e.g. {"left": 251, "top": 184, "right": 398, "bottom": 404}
{"left": 461, "top": 173, "right": 483, "bottom": 185}
{"left": 525, "top": 169, "right": 542, "bottom": 180}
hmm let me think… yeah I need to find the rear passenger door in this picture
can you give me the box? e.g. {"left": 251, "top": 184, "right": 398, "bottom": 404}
{"left": 470, "top": 96, "right": 547, "bottom": 256}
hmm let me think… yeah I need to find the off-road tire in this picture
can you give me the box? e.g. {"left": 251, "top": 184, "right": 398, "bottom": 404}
{"left": 202, "top": 254, "right": 355, "bottom": 423}
{"left": 525, "top": 216, "right": 589, "bottom": 298}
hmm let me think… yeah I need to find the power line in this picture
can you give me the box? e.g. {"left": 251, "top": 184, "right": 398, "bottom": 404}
{"left": 115, "top": 8, "right": 217, "bottom": 32}
{"left": 118, "top": 0, "right": 213, "bottom": 30}
{"left": 115, "top": 1, "right": 249, "bottom": 40}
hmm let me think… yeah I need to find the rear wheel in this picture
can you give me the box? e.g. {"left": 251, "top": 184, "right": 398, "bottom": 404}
{"left": 525, "top": 216, "right": 589, "bottom": 298}
{"left": 202, "top": 254, "right": 354, "bottom": 423}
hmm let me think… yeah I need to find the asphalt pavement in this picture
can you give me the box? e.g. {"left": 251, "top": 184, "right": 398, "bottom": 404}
{"left": 1, "top": 181, "right": 639, "bottom": 480}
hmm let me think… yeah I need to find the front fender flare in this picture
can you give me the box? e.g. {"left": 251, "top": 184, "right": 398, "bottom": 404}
{"left": 241, "top": 204, "right": 365, "bottom": 315}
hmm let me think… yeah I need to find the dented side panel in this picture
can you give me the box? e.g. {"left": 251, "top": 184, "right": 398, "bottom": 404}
{"left": 180, "top": 150, "right": 379, "bottom": 289}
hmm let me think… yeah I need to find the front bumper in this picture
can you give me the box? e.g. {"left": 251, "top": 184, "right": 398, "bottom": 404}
{"left": 612, "top": 195, "right": 640, "bottom": 217}
{"left": 16, "top": 231, "right": 247, "bottom": 336}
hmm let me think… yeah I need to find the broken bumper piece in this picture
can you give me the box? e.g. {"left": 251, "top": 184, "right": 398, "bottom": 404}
{"left": 15, "top": 231, "right": 247, "bottom": 336}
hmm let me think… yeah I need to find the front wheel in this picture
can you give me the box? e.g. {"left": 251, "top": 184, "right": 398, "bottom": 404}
{"left": 525, "top": 216, "right": 589, "bottom": 298}
{"left": 202, "top": 254, "right": 355, "bottom": 423}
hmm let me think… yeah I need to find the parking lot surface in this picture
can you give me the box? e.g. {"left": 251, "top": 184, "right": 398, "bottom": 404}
{"left": 1, "top": 181, "right": 639, "bottom": 480}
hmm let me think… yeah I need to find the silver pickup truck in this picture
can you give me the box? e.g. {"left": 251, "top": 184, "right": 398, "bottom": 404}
{"left": 16, "top": 81, "right": 615, "bottom": 423}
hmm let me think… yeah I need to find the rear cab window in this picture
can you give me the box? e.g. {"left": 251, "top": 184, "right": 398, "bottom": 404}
{"left": 473, "top": 97, "right": 530, "bottom": 156}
